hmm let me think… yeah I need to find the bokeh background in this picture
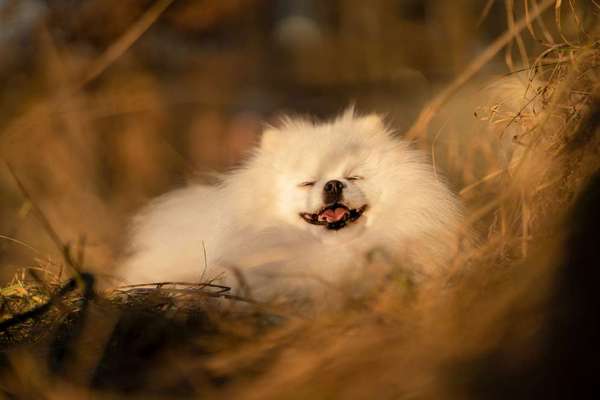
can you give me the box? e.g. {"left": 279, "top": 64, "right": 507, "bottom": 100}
{"left": 0, "top": 0, "right": 596, "bottom": 280}
{"left": 1, "top": 2, "right": 599, "bottom": 399}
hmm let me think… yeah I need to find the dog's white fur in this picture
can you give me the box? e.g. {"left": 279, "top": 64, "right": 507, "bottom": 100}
{"left": 118, "top": 110, "right": 463, "bottom": 300}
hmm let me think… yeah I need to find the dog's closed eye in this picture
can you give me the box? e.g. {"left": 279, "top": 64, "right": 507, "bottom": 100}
{"left": 345, "top": 176, "right": 364, "bottom": 181}
{"left": 299, "top": 181, "right": 316, "bottom": 187}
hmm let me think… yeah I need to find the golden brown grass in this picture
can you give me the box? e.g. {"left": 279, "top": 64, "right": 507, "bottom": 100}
{"left": 0, "top": 1, "right": 599, "bottom": 399}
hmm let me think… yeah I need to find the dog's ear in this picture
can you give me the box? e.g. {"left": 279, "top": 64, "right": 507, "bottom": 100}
{"left": 260, "top": 127, "right": 282, "bottom": 152}
{"left": 342, "top": 107, "right": 385, "bottom": 133}
{"left": 357, "top": 114, "right": 385, "bottom": 132}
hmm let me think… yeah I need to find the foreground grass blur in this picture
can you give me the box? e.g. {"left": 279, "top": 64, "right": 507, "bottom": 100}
{"left": 0, "top": 1, "right": 599, "bottom": 398}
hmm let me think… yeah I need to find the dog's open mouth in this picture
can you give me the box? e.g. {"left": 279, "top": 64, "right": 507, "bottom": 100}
{"left": 300, "top": 203, "right": 368, "bottom": 230}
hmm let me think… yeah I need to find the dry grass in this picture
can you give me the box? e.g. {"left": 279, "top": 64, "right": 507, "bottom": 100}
{"left": 0, "top": 1, "right": 599, "bottom": 399}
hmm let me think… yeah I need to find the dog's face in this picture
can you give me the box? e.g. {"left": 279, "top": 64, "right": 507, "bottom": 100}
{"left": 255, "top": 111, "right": 412, "bottom": 241}
{"left": 298, "top": 178, "right": 368, "bottom": 231}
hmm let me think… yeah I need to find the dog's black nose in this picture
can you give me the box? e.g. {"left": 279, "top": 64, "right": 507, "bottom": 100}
{"left": 323, "top": 180, "right": 344, "bottom": 195}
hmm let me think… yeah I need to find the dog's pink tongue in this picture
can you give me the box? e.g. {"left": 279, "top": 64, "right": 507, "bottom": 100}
{"left": 320, "top": 207, "right": 348, "bottom": 222}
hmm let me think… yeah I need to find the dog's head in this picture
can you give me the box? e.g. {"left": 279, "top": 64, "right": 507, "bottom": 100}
{"left": 252, "top": 110, "right": 428, "bottom": 242}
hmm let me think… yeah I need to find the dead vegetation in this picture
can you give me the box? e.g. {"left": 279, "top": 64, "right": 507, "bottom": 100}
{"left": 0, "top": 1, "right": 599, "bottom": 399}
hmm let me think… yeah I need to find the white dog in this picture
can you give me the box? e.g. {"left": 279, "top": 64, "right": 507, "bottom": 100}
{"left": 118, "top": 110, "right": 464, "bottom": 300}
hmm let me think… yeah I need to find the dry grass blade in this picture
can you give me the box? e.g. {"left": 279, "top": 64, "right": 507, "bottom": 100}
{"left": 477, "top": 0, "right": 498, "bottom": 27}
{"left": 459, "top": 167, "right": 511, "bottom": 197}
{"left": 3, "top": 162, "right": 82, "bottom": 278}
{"left": 0, "top": 234, "right": 41, "bottom": 256}
{"left": 524, "top": 0, "right": 539, "bottom": 40}
{"left": 79, "top": 0, "right": 175, "bottom": 88}
{"left": 506, "top": 0, "right": 530, "bottom": 70}
{"left": 533, "top": 0, "right": 557, "bottom": 43}
{"left": 554, "top": 0, "right": 577, "bottom": 46}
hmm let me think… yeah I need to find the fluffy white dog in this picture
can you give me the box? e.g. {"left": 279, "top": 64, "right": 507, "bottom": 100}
{"left": 118, "top": 110, "right": 464, "bottom": 300}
